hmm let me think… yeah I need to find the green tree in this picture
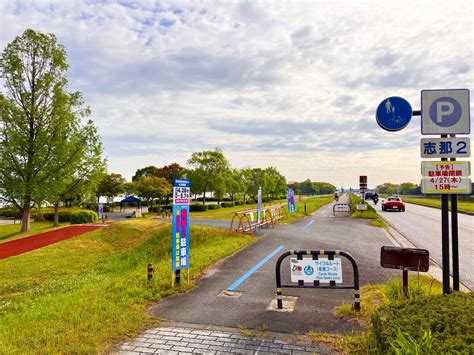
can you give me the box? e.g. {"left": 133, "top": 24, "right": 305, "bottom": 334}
{"left": 157, "top": 163, "right": 184, "bottom": 184}
{"left": 131, "top": 166, "right": 160, "bottom": 182}
{"left": 187, "top": 149, "right": 229, "bottom": 204}
{"left": 376, "top": 182, "right": 399, "bottom": 195}
{"left": 263, "top": 167, "right": 287, "bottom": 199}
{"left": 300, "top": 179, "right": 315, "bottom": 195}
{"left": 0, "top": 29, "right": 103, "bottom": 231}
{"left": 133, "top": 176, "right": 171, "bottom": 210}
{"left": 226, "top": 169, "right": 245, "bottom": 202}
{"left": 399, "top": 182, "right": 419, "bottom": 196}
{"left": 96, "top": 173, "right": 126, "bottom": 210}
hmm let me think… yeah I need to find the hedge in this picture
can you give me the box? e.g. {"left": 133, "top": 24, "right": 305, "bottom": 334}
{"left": 234, "top": 201, "right": 244, "bottom": 206}
{"left": 190, "top": 205, "right": 208, "bottom": 212}
{"left": 43, "top": 211, "right": 72, "bottom": 223}
{"left": 207, "top": 204, "right": 221, "bottom": 210}
{"left": 369, "top": 292, "right": 474, "bottom": 353}
{"left": 220, "top": 202, "right": 234, "bottom": 208}
{"left": 70, "top": 210, "right": 98, "bottom": 224}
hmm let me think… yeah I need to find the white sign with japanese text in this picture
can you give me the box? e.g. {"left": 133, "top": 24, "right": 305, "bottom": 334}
{"left": 290, "top": 257, "right": 343, "bottom": 283}
{"left": 420, "top": 137, "right": 470, "bottom": 158}
{"left": 421, "top": 161, "right": 472, "bottom": 194}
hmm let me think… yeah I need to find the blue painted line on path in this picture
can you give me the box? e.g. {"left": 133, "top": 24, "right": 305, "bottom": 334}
{"left": 227, "top": 245, "right": 285, "bottom": 291}
{"left": 303, "top": 220, "right": 315, "bottom": 230}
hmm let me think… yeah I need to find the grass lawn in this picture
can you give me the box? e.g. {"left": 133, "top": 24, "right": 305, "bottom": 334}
{"left": 0, "top": 219, "right": 254, "bottom": 353}
{"left": 189, "top": 196, "right": 333, "bottom": 223}
{"left": 402, "top": 196, "right": 474, "bottom": 214}
{"left": 0, "top": 221, "right": 69, "bottom": 243}
{"left": 286, "top": 195, "right": 333, "bottom": 223}
{"left": 350, "top": 194, "right": 386, "bottom": 228}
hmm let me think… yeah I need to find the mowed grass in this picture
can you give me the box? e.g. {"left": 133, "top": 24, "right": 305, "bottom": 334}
{"left": 0, "top": 221, "right": 69, "bottom": 243}
{"left": 286, "top": 195, "right": 334, "bottom": 223}
{"left": 0, "top": 220, "right": 254, "bottom": 353}
{"left": 402, "top": 196, "right": 474, "bottom": 214}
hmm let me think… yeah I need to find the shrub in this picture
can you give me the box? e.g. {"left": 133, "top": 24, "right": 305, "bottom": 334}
{"left": 43, "top": 211, "right": 72, "bottom": 222}
{"left": 70, "top": 210, "right": 98, "bottom": 224}
{"left": 368, "top": 292, "right": 474, "bottom": 353}
{"left": 148, "top": 206, "right": 160, "bottom": 213}
{"left": 85, "top": 205, "right": 110, "bottom": 213}
{"left": 234, "top": 201, "right": 244, "bottom": 206}
{"left": 189, "top": 204, "right": 208, "bottom": 212}
{"left": 221, "top": 202, "right": 234, "bottom": 208}
{"left": 262, "top": 197, "right": 272, "bottom": 203}
{"left": 0, "top": 208, "right": 23, "bottom": 219}
{"left": 207, "top": 204, "right": 221, "bottom": 210}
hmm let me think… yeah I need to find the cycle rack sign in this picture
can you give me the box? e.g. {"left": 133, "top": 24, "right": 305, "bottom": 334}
{"left": 275, "top": 249, "right": 360, "bottom": 311}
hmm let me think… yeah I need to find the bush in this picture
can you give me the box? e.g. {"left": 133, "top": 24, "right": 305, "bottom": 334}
{"left": 207, "top": 204, "right": 221, "bottom": 210}
{"left": 70, "top": 210, "right": 98, "bottom": 224}
{"left": 262, "top": 197, "right": 272, "bottom": 203}
{"left": 85, "top": 205, "right": 110, "bottom": 213}
{"left": 220, "top": 202, "right": 234, "bottom": 208}
{"left": 148, "top": 206, "right": 160, "bottom": 213}
{"left": 234, "top": 201, "right": 244, "bottom": 206}
{"left": 189, "top": 204, "right": 208, "bottom": 212}
{"left": 369, "top": 292, "right": 474, "bottom": 353}
{"left": 43, "top": 211, "right": 72, "bottom": 222}
{"left": 0, "top": 208, "right": 23, "bottom": 219}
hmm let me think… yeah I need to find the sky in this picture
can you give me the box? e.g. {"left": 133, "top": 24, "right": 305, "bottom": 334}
{"left": 0, "top": 0, "right": 473, "bottom": 189}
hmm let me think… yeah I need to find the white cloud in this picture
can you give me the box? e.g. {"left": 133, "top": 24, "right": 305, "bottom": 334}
{"left": 0, "top": 0, "right": 473, "bottom": 187}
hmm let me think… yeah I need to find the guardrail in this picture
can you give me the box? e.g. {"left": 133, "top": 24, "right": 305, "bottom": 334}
{"left": 229, "top": 204, "right": 287, "bottom": 237}
{"left": 275, "top": 249, "right": 360, "bottom": 311}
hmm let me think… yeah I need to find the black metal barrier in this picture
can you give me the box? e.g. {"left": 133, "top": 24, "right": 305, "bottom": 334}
{"left": 275, "top": 250, "right": 360, "bottom": 311}
{"left": 333, "top": 203, "right": 352, "bottom": 216}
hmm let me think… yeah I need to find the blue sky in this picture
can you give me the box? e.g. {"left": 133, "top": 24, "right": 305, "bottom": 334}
{"left": 0, "top": 0, "right": 473, "bottom": 188}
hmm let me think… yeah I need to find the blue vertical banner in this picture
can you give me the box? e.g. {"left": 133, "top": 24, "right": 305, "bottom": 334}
{"left": 98, "top": 203, "right": 103, "bottom": 220}
{"left": 172, "top": 179, "right": 190, "bottom": 271}
{"left": 287, "top": 188, "right": 296, "bottom": 213}
{"left": 257, "top": 186, "right": 262, "bottom": 224}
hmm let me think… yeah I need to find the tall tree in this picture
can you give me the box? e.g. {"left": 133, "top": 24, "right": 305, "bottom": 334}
{"left": 0, "top": 29, "right": 103, "bottom": 231}
{"left": 187, "top": 149, "right": 229, "bottom": 204}
{"left": 96, "top": 173, "right": 126, "bottom": 209}
{"left": 133, "top": 176, "right": 171, "bottom": 210}
{"left": 157, "top": 163, "right": 184, "bottom": 184}
{"left": 132, "top": 165, "right": 160, "bottom": 182}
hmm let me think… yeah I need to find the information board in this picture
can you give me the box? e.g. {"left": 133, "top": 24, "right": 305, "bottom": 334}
{"left": 420, "top": 137, "right": 470, "bottom": 159}
{"left": 290, "top": 257, "right": 342, "bottom": 283}
{"left": 172, "top": 179, "right": 190, "bottom": 271}
{"left": 421, "top": 161, "right": 471, "bottom": 194}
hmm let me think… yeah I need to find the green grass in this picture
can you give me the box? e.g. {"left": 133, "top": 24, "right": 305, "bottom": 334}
{"left": 0, "top": 221, "right": 69, "bottom": 243}
{"left": 402, "top": 196, "right": 474, "bottom": 214}
{"left": 349, "top": 194, "right": 386, "bottom": 228}
{"left": 309, "top": 275, "right": 443, "bottom": 353}
{"left": 0, "top": 219, "right": 254, "bottom": 353}
{"left": 190, "top": 202, "right": 264, "bottom": 220}
{"left": 286, "top": 195, "right": 334, "bottom": 223}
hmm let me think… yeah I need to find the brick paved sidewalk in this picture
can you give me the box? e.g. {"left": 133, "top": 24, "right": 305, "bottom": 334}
{"left": 116, "top": 324, "right": 333, "bottom": 354}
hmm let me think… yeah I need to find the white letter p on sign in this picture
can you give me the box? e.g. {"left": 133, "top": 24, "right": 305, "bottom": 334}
{"left": 436, "top": 101, "right": 454, "bottom": 123}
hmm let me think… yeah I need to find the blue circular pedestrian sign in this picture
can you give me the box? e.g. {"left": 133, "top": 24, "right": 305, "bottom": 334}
{"left": 376, "top": 96, "right": 412, "bottom": 131}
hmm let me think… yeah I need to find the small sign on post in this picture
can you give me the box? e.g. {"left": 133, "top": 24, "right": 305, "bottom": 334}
{"left": 380, "top": 246, "right": 430, "bottom": 297}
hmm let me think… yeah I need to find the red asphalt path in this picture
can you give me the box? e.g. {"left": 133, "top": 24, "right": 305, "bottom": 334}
{"left": 0, "top": 225, "right": 103, "bottom": 260}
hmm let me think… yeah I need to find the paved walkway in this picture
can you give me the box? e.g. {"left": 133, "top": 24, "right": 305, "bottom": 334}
{"left": 117, "top": 324, "right": 331, "bottom": 354}
{"left": 0, "top": 224, "right": 104, "bottom": 259}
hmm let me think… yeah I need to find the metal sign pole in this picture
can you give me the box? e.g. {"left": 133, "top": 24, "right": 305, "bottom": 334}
{"left": 440, "top": 135, "right": 450, "bottom": 295}
{"left": 450, "top": 134, "right": 460, "bottom": 291}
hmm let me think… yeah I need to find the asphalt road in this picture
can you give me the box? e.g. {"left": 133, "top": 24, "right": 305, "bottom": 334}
{"left": 153, "top": 195, "right": 398, "bottom": 334}
{"left": 372, "top": 199, "right": 474, "bottom": 290}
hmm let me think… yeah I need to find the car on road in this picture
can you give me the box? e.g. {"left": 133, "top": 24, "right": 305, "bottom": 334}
{"left": 382, "top": 197, "right": 405, "bottom": 212}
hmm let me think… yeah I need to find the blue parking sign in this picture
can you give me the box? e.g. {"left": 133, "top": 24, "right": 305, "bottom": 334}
{"left": 376, "top": 96, "right": 412, "bottom": 132}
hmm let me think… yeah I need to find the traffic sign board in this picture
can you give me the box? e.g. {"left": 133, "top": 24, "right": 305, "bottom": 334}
{"left": 421, "top": 89, "right": 470, "bottom": 134}
{"left": 420, "top": 137, "right": 470, "bottom": 158}
{"left": 421, "top": 161, "right": 471, "bottom": 194}
{"left": 376, "top": 96, "right": 412, "bottom": 131}
{"left": 290, "top": 257, "right": 342, "bottom": 283}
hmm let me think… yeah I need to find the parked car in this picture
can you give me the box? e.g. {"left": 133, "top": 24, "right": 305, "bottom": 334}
{"left": 364, "top": 192, "right": 374, "bottom": 200}
{"left": 382, "top": 197, "right": 405, "bottom": 212}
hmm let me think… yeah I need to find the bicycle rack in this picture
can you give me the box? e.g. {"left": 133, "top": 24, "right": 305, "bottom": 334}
{"left": 275, "top": 249, "right": 360, "bottom": 311}
{"left": 332, "top": 203, "right": 352, "bottom": 216}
